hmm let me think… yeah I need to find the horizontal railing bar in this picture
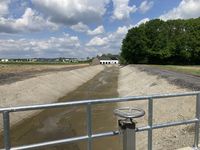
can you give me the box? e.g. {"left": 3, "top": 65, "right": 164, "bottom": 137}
{"left": 9, "top": 131, "right": 120, "bottom": 150}
{"left": 92, "top": 131, "right": 119, "bottom": 138}
{"left": 6, "top": 118, "right": 198, "bottom": 150}
{"left": 0, "top": 91, "right": 199, "bottom": 113}
{"left": 137, "top": 118, "right": 198, "bottom": 132}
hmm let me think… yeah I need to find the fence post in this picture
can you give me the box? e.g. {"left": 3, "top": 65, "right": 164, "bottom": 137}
{"left": 148, "top": 98, "right": 153, "bottom": 150}
{"left": 194, "top": 94, "right": 200, "bottom": 148}
{"left": 3, "top": 111, "right": 11, "bottom": 150}
{"left": 119, "top": 120, "right": 136, "bottom": 150}
{"left": 87, "top": 103, "right": 92, "bottom": 150}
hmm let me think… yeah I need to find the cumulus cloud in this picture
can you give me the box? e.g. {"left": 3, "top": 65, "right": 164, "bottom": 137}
{"left": 0, "top": 8, "right": 57, "bottom": 33}
{"left": 112, "top": 0, "right": 137, "bottom": 20}
{"left": 87, "top": 25, "right": 105, "bottom": 35}
{"left": 0, "top": 0, "right": 10, "bottom": 17}
{"left": 86, "top": 36, "right": 108, "bottom": 46}
{"left": 160, "top": 0, "right": 200, "bottom": 20}
{"left": 116, "top": 25, "right": 132, "bottom": 35}
{"left": 70, "top": 23, "right": 105, "bottom": 35}
{"left": 85, "top": 24, "right": 130, "bottom": 55}
{"left": 0, "top": 34, "right": 81, "bottom": 58}
{"left": 70, "top": 22, "right": 89, "bottom": 33}
{"left": 134, "top": 18, "right": 150, "bottom": 27}
{"left": 32, "top": 0, "right": 110, "bottom": 26}
{"left": 139, "top": 0, "right": 154, "bottom": 13}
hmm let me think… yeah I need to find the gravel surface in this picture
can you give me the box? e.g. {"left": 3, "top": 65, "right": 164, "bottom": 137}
{"left": 136, "top": 65, "right": 200, "bottom": 91}
{"left": 118, "top": 65, "right": 197, "bottom": 150}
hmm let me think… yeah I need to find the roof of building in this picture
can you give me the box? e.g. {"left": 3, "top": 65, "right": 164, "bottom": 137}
{"left": 98, "top": 55, "right": 119, "bottom": 60}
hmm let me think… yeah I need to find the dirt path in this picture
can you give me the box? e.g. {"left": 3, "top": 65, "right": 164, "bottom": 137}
{"left": 0, "top": 64, "right": 88, "bottom": 85}
{"left": 136, "top": 65, "right": 200, "bottom": 90}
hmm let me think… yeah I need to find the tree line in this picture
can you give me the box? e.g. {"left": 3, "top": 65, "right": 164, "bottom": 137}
{"left": 120, "top": 18, "right": 200, "bottom": 65}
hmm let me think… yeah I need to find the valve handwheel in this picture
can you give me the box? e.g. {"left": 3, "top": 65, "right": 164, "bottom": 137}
{"left": 114, "top": 107, "right": 145, "bottom": 119}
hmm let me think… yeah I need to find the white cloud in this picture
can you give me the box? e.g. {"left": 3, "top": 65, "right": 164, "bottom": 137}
{"left": 70, "top": 22, "right": 89, "bottom": 32}
{"left": 0, "top": 8, "right": 57, "bottom": 33}
{"left": 87, "top": 25, "right": 105, "bottom": 35}
{"left": 70, "top": 23, "right": 105, "bottom": 35}
{"left": 86, "top": 25, "right": 130, "bottom": 55}
{"left": 0, "top": 34, "right": 81, "bottom": 58}
{"left": 86, "top": 36, "right": 108, "bottom": 46}
{"left": 160, "top": 0, "right": 200, "bottom": 20}
{"left": 112, "top": 0, "right": 137, "bottom": 20}
{"left": 0, "top": 0, "right": 10, "bottom": 17}
{"left": 32, "top": 0, "right": 110, "bottom": 26}
{"left": 116, "top": 26, "right": 130, "bottom": 35}
{"left": 134, "top": 18, "right": 150, "bottom": 27}
{"left": 139, "top": 1, "right": 154, "bottom": 13}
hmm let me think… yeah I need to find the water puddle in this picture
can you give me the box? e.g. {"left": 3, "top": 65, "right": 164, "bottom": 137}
{"left": 0, "top": 65, "right": 120, "bottom": 150}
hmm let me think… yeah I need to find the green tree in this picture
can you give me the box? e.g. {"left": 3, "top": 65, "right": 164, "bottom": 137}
{"left": 120, "top": 17, "right": 200, "bottom": 65}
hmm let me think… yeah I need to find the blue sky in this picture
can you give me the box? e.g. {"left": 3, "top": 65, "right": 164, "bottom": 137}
{"left": 0, "top": 0, "right": 200, "bottom": 58}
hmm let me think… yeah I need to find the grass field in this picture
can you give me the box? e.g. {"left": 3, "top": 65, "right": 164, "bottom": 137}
{"left": 154, "top": 65, "right": 200, "bottom": 76}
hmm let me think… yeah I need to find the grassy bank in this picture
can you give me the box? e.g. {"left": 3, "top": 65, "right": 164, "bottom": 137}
{"left": 154, "top": 65, "right": 200, "bottom": 76}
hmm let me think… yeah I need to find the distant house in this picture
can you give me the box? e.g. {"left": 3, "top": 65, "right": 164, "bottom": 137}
{"left": 0, "top": 59, "right": 9, "bottom": 62}
{"left": 99, "top": 55, "right": 119, "bottom": 65}
{"left": 100, "top": 59, "right": 119, "bottom": 64}
{"left": 91, "top": 55, "right": 119, "bottom": 65}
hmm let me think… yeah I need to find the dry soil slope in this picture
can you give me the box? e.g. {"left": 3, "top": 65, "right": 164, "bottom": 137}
{"left": 118, "top": 65, "right": 196, "bottom": 150}
{"left": 0, "top": 65, "right": 105, "bottom": 132}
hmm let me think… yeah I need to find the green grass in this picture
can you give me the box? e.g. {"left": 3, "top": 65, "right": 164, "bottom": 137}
{"left": 153, "top": 65, "right": 200, "bottom": 76}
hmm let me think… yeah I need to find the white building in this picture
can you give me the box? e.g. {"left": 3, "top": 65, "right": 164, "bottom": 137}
{"left": 100, "top": 60, "right": 119, "bottom": 64}
{"left": 1, "top": 59, "right": 9, "bottom": 62}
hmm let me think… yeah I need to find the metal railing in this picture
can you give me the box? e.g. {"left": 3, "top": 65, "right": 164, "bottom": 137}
{"left": 0, "top": 91, "right": 200, "bottom": 150}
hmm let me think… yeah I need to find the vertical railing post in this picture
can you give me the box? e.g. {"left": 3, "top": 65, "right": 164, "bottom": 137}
{"left": 120, "top": 121, "right": 136, "bottom": 150}
{"left": 87, "top": 103, "right": 92, "bottom": 150}
{"left": 148, "top": 98, "right": 153, "bottom": 150}
{"left": 194, "top": 94, "right": 200, "bottom": 148}
{"left": 3, "top": 111, "right": 11, "bottom": 150}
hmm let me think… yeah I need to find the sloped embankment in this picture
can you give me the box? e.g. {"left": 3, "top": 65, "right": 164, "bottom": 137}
{"left": 0, "top": 65, "right": 105, "bottom": 132}
{"left": 118, "top": 65, "right": 196, "bottom": 150}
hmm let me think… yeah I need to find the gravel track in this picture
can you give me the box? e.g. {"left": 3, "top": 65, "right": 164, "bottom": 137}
{"left": 136, "top": 65, "right": 200, "bottom": 91}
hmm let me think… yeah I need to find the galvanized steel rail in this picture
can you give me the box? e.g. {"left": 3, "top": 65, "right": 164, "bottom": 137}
{"left": 0, "top": 91, "right": 200, "bottom": 150}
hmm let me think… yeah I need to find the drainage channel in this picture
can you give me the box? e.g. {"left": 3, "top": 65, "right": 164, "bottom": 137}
{"left": 0, "top": 65, "right": 120, "bottom": 150}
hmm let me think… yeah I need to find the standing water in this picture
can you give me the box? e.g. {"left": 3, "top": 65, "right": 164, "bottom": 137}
{"left": 0, "top": 65, "right": 121, "bottom": 150}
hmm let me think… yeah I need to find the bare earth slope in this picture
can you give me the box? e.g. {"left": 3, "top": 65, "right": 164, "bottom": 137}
{"left": 0, "top": 65, "right": 104, "bottom": 132}
{"left": 118, "top": 65, "right": 196, "bottom": 150}
{"left": 0, "top": 64, "right": 88, "bottom": 85}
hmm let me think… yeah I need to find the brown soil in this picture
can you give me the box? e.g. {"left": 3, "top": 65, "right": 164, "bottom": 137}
{"left": 0, "top": 64, "right": 88, "bottom": 85}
